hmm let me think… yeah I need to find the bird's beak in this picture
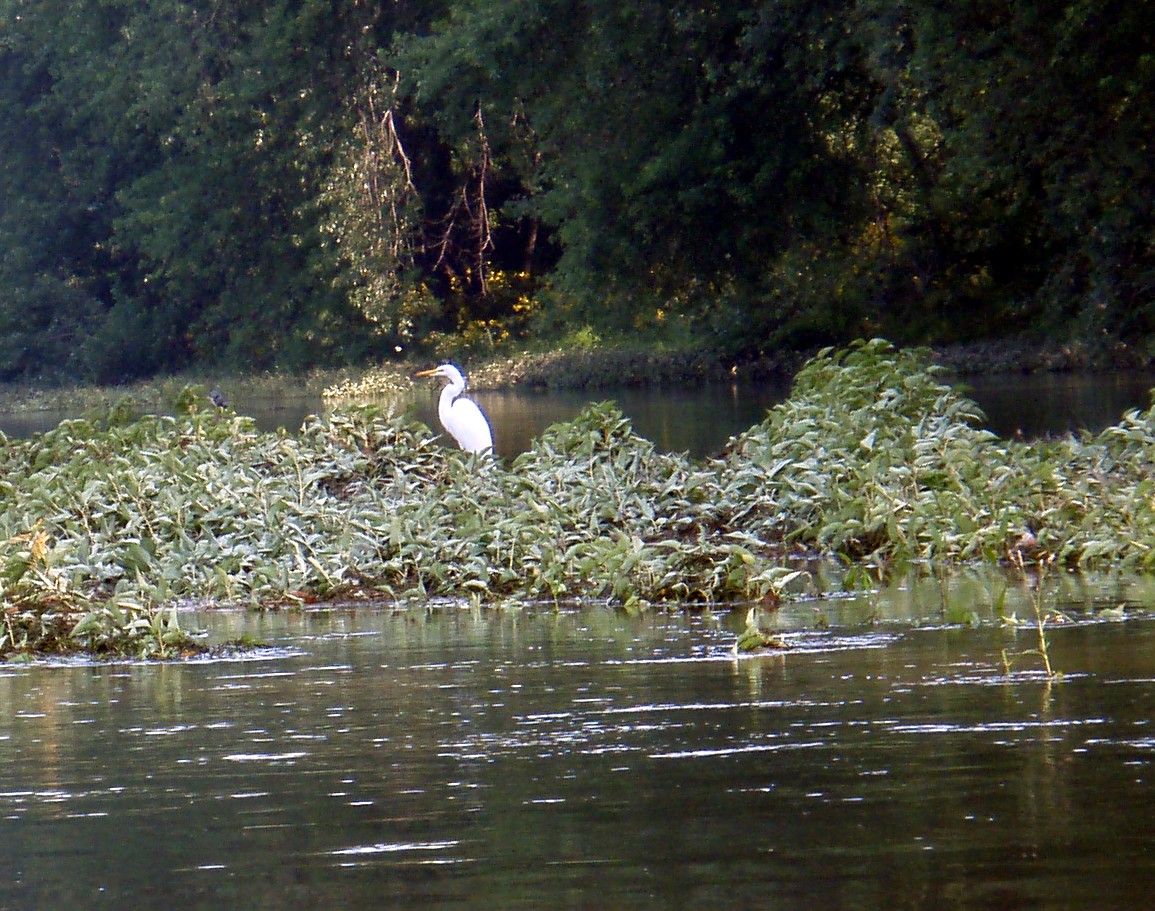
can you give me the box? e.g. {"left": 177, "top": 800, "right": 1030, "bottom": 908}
{"left": 413, "top": 368, "right": 438, "bottom": 378}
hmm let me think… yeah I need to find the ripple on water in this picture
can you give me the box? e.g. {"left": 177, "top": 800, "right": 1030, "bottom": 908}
{"left": 4, "top": 609, "right": 1155, "bottom": 910}
{"left": 221, "top": 751, "right": 309, "bottom": 763}
{"left": 326, "top": 840, "right": 471, "bottom": 870}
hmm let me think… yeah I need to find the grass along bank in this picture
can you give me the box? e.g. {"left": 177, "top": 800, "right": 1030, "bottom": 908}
{"left": 4, "top": 339, "right": 1155, "bottom": 660}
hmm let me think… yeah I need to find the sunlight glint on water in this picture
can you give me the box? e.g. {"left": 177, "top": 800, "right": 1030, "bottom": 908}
{"left": 1, "top": 606, "right": 1155, "bottom": 909}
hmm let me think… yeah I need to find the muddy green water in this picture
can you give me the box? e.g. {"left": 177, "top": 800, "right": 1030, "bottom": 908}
{"left": 2, "top": 589, "right": 1155, "bottom": 910}
{"left": 236, "top": 369, "right": 1155, "bottom": 456}
{"left": 4, "top": 370, "right": 1155, "bottom": 455}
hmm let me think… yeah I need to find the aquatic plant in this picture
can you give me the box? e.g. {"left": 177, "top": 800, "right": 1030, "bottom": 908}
{"left": 1000, "top": 552, "right": 1064, "bottom": 678}
{"left": 733, "top": 605, "right": 793, "bottom": 654}
{"left": 719, "top": 339, "right": 1015, "bottom": 561}
{"left": 4, "top": 341, "right": 1155, "bottom": 659}
{"left": 0, "top": 525, "right": 199, "bottom": 659}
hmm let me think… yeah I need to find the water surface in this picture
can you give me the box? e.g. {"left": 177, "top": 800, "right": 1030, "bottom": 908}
{"left": 240, "top": 370, "right": 1155, "bottom": 455}
{"left": 4, "top": 371, "right": 1155, "bottom": 456}
{"left": 3, "top": 597, "right": 1154, "bottom": 910}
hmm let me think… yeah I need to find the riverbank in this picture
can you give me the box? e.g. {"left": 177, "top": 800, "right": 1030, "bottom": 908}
{"left": 1, "top": 336, "right": 1151, "bottom": 418}
{"left": 470, "top": 336, "right": 1155, "bottom": 391}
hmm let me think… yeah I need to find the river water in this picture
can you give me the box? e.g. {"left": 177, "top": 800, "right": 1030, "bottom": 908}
{"left": 243, "top": 369, "right": 1155, "bottom": 456}
{"left": 4, "top": 370, "right": 1155, "bottom": 456}
{"left": 4, "top": 375, "right": 1155, "bottom": 909}
{"left": 3, "top": 578, "right": 1155, "bottom": 910}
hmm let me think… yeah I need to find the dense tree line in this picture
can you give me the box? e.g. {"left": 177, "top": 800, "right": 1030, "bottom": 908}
{"left": 1, "top": 0, "right": 1152, "bottom": 382}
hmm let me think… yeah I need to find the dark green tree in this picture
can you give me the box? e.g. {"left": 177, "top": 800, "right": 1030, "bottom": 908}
{"left": 0, "top": 0, "right": 430, "bottom": 381}
{"left": 854, "top": 0, "right": 1155, "bottom": 345}
{"left": 391, "top": 0, "right": 887, "bottom": 351}
{"left": 3, "top": 0, "right": 1154, "bottom": 381}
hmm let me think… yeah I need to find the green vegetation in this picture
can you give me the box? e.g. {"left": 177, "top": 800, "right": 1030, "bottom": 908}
{"left": 4, "top": 339, "right": 1155, "bottom": 659}
{"left": 1000, "top": 554, "right": 1063, "bottom": 679}
{"left": 2, "top": 2, "right": 1154, "bottom": 383}
{"left": 733, "top": 606, "right": 794, "bottom": 654}
{"left": 1, "top": 526, "right": 200, "bottom": 659}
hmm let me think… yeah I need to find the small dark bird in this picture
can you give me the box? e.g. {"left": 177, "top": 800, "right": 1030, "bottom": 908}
{"left": 209, "top": 388, "right": 229, "bottom": 409}
{"left": 1008, "top": 525, "right": 1039, "bottom": 564}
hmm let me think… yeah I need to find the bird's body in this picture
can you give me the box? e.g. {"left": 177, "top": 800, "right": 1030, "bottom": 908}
{"left": 414, "top": 364, "right": 493, "bottom": 454}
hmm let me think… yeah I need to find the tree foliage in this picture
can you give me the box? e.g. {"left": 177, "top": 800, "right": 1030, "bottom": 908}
{"left": 1, "top": 0, "right": 1153, "bottom": 380}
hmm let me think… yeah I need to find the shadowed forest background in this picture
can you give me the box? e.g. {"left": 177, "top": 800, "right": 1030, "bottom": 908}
{"left": 1, "top": 0, "right": 1153, "bottom": 384}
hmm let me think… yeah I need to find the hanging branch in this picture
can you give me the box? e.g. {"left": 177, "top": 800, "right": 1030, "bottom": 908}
{"left": 431, "top": 102, "right": 495, "bottom": 296}
{"left": 510, "top": 99, "right": 543, "bottom": 271}
{"left": 357, "top": 70, "right": 418, "bottom": 263}
{"left": 472, "top": 105, "right": 494, "bottom": 295}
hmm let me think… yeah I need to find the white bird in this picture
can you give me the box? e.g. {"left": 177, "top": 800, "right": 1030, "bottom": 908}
{"left": 414, "top": 364, "right": 493, "bottom": 454}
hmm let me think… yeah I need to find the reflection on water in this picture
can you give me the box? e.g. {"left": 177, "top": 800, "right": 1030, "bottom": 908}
{"left": 956, "top": 370, "right": 1155, "bottom": 438}
{"left": 407, "top": 370, "right": 1155, "bottom": 455}
{"left": 469, "top": 381, "right": 795, "bottom": 457}
{"left": 2, "top": 599, "right": 1155, "bottom": 910}
{"left": 226, "top": 383, "right": 795, "bottom": 458}
{"left": 3, "top": 370, "right": 1155, "bottom": 455}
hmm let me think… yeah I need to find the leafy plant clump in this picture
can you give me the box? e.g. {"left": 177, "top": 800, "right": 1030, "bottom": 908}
{"left": 722, "top": 340, "right": 1155, "bottom": 570}
{"left": 3, "top": 338, "right": 1155, "bottom": 659}
{"left": 0, "top": 527, "right": 201, "bottom": 660}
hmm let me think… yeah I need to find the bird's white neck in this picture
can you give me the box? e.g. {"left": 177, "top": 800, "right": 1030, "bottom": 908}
{"left": 438, "top": 382, "right": 462, "bottom": 423}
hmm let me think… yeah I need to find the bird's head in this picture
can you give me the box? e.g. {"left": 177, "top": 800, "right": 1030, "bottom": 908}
{"left": 414, "top": 364, "right": 466, "bottom": 386}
